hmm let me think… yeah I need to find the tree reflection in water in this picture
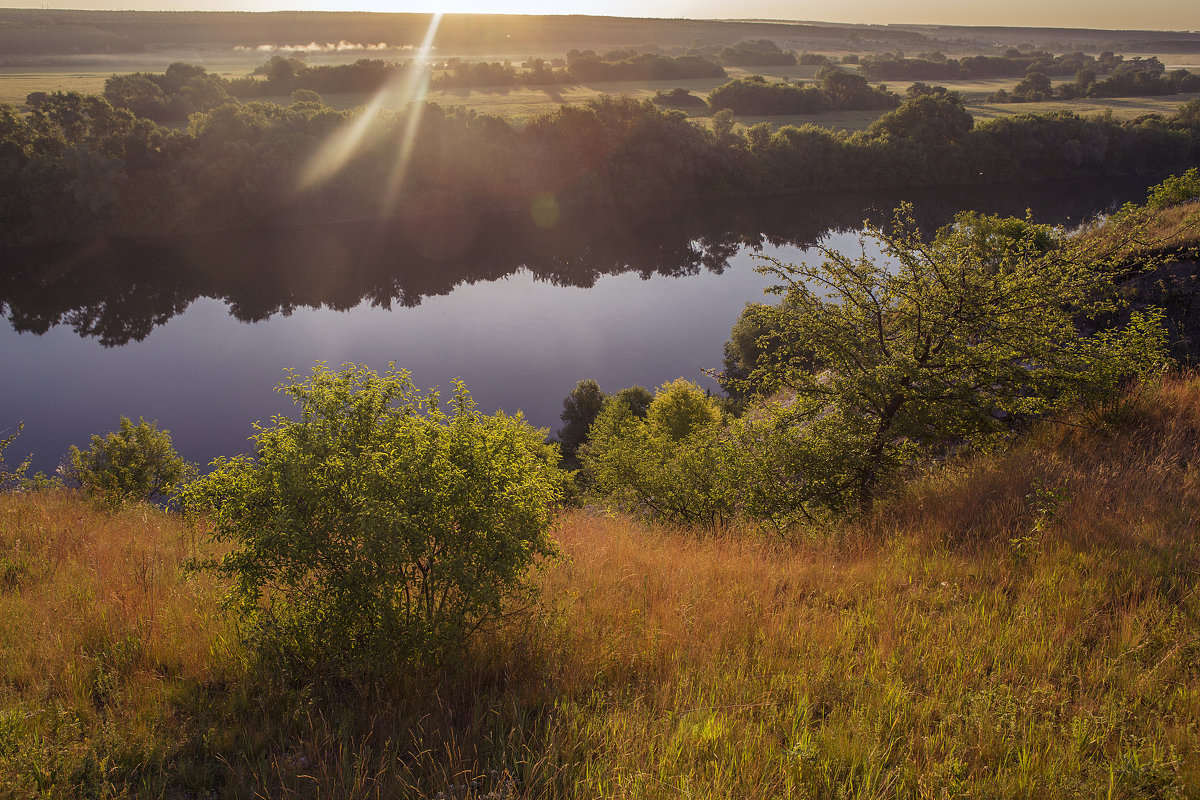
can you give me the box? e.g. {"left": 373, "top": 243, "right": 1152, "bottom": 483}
{"left": 0, "top": 179, "right": 1154, "bottom": 347}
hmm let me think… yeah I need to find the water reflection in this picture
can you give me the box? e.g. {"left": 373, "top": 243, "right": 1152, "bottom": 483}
{"left": 0, "top": 180, "right": 1152, "bottom": 347}
{"left": 0, "top": 179, "right": 1161, "bottom": 476}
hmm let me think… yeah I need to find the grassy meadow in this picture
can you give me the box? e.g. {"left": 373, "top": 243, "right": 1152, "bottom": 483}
{"left": 3, "top": 54, "right": 1199, "bottom": 132}
{"left": 2, "top": 373, "right": 1199, "bottom": 798}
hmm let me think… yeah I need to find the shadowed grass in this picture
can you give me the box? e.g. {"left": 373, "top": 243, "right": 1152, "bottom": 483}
{"left": 2, "top": 375, "right": 1199, "bottom": 797}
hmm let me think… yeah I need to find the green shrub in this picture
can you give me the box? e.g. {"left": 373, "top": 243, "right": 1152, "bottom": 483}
{"left": 0, "top": 423, "right": 61, "bottom": 492}
{"left": 1146, "top": 167, "right": 1200, "bottom": 208}
{"left": 582, "top": 380, "right": 736, "bottom": 530}
{"left": 64, "top": 417, "right": 188, "bottom": 508}
{"left": 646, "top": 378, "right": 721, "bottom": 440}
{"left": 184, "top": 363, "right": 564, "bottom": 676}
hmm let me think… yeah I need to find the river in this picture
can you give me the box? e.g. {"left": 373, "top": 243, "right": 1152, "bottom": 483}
{"left": 0, "top": 178, "right": 1160, "bottom": 476}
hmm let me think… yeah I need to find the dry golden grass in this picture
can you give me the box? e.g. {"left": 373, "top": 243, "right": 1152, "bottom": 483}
{"left": 2, "top": 375, "right": 1199, "bottom": 797}
{"left": 1068, "top": 198, "right": 1200, "bottom": 269}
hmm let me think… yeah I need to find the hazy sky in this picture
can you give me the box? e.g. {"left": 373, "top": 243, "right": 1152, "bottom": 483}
{"left": 17, "top": 0, "right": 1200, "bottom": 32}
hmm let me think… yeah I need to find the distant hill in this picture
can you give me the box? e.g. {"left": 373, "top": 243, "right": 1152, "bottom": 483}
{"left": 0, "top": 9, "right": 912, "bottom": 56}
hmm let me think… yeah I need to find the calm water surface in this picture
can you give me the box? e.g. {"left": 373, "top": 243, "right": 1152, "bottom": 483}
{"left": 0, "top": 179, "right": 1158, "bottom": 475}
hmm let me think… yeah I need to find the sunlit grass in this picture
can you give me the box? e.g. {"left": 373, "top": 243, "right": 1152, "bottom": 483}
{"left": 3, "top": 375, "right": 1200, "bottom": 796}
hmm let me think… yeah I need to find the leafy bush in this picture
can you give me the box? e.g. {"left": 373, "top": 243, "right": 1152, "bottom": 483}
{"left": 582, "top": 387, "right": 824, "bottom": 535}
{"left": 583, "top": 393, "right": 734, "bottom": 530}
{"left": 0, "top": 423, "right": 61, "bottom": 492}
{"left": 184, "top": 363, "right": 564, "bottom": 676}
{"left": 646, "top": 378, "right": 721, "bottom": 440}
{"left": 582, "top": 380, "right": 737, "bottom": 529}
{"left": 1146, "top": 167, "right": 1200, "bottom": 208}
{"left": 64, "top": 417, "right": 191, "bottom": 508}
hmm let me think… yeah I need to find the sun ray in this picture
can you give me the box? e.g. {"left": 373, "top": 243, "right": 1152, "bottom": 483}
{"left": 297, "top": 12, "right": 442, "bottom": 196}
{"left": 379, "top": 12, "right": 442, "bottom": 214}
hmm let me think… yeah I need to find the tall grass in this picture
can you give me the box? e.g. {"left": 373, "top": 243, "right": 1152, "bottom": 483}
{"left": 2, "top": 376, "right": 1199, "bottom": 798}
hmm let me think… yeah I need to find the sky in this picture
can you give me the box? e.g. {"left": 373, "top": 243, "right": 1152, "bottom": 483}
{"left": 12, "top": 0, "right": 1200, "bottom": 32}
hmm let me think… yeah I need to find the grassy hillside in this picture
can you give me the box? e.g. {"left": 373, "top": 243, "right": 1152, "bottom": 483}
{"left": 1, "top": 374, "right": 1198, "bottom": 797}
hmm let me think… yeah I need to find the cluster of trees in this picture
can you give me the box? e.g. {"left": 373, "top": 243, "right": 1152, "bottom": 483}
{"left": 3, "top": 86, "right": 1199, "bottom": 245}
{"left": 991, "top": 58, "right": 1200, "bottom": 103}
{"left": 100, "top": 62, "right": 232, "bottom": 122}
{"left": 717, "top": 39, "right": 796, "bottom": 67}
{"left": 650, "top": 87, "right": 708, "bottom": 109}
{"left": 707, "top": 68, "right": 899, "bottom": 115}
{"left": 98, "top": 58, "right": 415, "bottom": 121}
{"left": 569, "top": 192, "right": 1181, "bottom": 527}
{"left": 231, "top": 56, "right": 409, "bottom": 97}
{"left": 859, "top": 49, "right": 1124, "bottom": 82}
{"left": 435, "top": 49, "right": 726, "bottom": 89}
{"left": 97, "top": 53, "right": 728, "bottom": 112}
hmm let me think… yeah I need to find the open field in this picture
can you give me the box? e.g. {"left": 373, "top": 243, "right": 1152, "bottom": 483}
{"left": 2, "top": 374, "right": 1199, "bottom": 797}
{"left": 2, "top": 52, "right": 1198, "bottom": 136}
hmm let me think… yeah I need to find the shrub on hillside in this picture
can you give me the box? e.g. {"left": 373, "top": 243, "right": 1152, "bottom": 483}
{"left": 64, "top": 416, "right": 191, "bottom": 508}
{"left": 184, "top": 363, "right": 565, "bottom": 676}
{"left": 1147, "top": 167, "right": 1200, "bottom": 208}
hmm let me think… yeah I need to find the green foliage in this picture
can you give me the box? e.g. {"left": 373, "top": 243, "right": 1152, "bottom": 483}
{"left": 588, "top": 202, "right": 1171, "bottom": 525}
{"left": 0, "top": 423, "right": 61, "bottom": 493}
{"left": 744, "top": 206, "right": 1168, "bottom": 511}
{"left": 612, "top": 385, "right": 653, "bottom": 419}
{"left": 183, "top": 363, "right": 564, "bottom": 675}
{"left": 1147, "top": 167, "right": 1200, "bottom": 208}
{"left": 583, "top": 393, "right": 736, "bottom": 529}
{"left": 582, "top": 386, "right": 824, "bottom": 535}
{"left": 719, "top": 301, "right": 810, "bottom": 402}
{"left": 556, "top": 378, "right": 608, "bottom": 465}
{"left": 64, "top": 417, "right": 191, "bottom": 509}
{"left": 3, "top": 69, "right": 1200, "bottom": 245}
{"left": 646, "top": 378, "right": 721, "bottom": 440}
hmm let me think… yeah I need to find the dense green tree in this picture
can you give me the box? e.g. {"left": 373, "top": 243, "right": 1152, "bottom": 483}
{"left": 612, "top": 385, "right": 653, "bottom": 419}
{"left": 556, "top": 378, "right": 608, "bottom": 465}
{"left": 184, "top": 364, "right": 563, "bottom": 675}
{"left": 647, "top": 378, "right": 721, "bottom": 441}
{"left": 582, "top": 383, "right": 733, "bottom": 528}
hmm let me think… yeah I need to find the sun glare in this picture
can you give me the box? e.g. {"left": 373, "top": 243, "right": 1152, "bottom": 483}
{"left": 298, "top": 12, "right": 443, "bottom": 202}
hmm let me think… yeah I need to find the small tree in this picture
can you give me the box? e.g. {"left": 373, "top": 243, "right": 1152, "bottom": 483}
{"left": 582, "top": 379, "right": 733, "bottom": 528}
{"left": 65, "top": 417, "right": 191, "bottom": 508}
{"left": 556, "top": 378, "right": 608, "bottom": 466}
{"left": 612, "top": 385, "right": 653, "bottom": 419}
{"left": 184, "top": 364, "right": 564, "bottom": 675}
{"left": 744, "top": 206, "right": 1167, "bottom": 512}
{"left": 583, "top": 397, "right": 735, "bottom": 529}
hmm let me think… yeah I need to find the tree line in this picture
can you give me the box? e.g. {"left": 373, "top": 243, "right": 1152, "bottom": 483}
{"left": 989, "top": 57, "right": 1200, "bottom": 103}
{"left": 705, "top": 68, "right": 899, "bottom": 115}
{"left": 859, "top": 49, "right": 1125, "bottom": 81}
{"left": 2, "top": 86, "right": 1199, "bottom": 245}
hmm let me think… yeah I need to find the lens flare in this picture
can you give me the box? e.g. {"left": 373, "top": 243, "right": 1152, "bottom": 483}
{"left": 298, "top": 12, "right": 442, "bottom": 200}
{"left": 379, "top": 14, "right": 442, "bottom": 214}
